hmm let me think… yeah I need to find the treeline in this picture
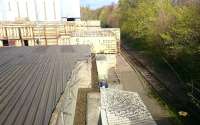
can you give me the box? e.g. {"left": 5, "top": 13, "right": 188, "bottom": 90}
{"left": 80, "top": 3, "right": 119, "bottom": 27}
{"left": 118, "top": 0, "right": 200, "bottom": 90}
{"left": 81, "top": 0, "right": 200, "bottom": 107}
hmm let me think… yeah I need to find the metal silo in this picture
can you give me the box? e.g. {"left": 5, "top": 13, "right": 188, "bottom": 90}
{"left": 60, "top": 0, "right": 80, "bottom": 20}
{"left": 0, "top": 0, "right": 11, "bottom": 21}
{"left": 0, "top": 0, "right": 80, "bottom": 21}
{"left": 0, "top": 0, "right": 33, "bottom": 21}
{"left": 33, "top": 0, "right": 61, "bottom": 21}
{"left": 0, "top": 0, "right": 61, "bottom": 21}
{"left": 0, "top": 0, "right": 6, "bottom": 20}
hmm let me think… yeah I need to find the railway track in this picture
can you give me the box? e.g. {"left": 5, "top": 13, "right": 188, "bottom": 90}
{"left": 120, "top": 46, "right": 200, "bottom": 124}
{"left": 121, "top": 47, "right": 181, "bottom": 106}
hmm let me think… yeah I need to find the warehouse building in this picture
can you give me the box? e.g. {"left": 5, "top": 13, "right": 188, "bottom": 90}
{"left": 0, "top": 21, "right": 120, "bottom": 54}
{"left": 0, "top": 0, "right": 120, "bottom": 54}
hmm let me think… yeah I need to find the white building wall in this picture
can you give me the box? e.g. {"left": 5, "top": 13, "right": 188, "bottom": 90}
{"left": 0, "top": 0, "right": 80, "bottom": 21}
{"left": 0, "top": 40, "right": 3, "bottom": 46}
{"left": 34, "top": 0, "right": 60, "bottom": 21}
{"left": 60, "top": 0, "right": 80, "bottom": 19}
{"left": 0, "top": 0, "right": 9, "bottom": 20}
{"left": 59, "top": 36, "right": 117, "bottom": 53}
{"left": 27, "top": 0, "right": 37, "bottom": 20}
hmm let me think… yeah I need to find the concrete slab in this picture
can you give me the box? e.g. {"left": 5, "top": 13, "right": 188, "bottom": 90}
{"left": 87, "top": 92, "right": 101, "bottom": 125}
{"left": 101, "top": 88, "right": 157, "bottom": 125}
{"left": 96, "top": 54, "right": 122, "bottom": 89}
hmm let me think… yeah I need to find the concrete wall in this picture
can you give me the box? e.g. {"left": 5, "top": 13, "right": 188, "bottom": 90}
{"left": 59, "top": 36, "right": 118, "bottom": 53}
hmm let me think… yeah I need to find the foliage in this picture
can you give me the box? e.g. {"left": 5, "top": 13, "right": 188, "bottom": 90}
{"left": 117, "top": 0, "right": 200, "bottom": 117}
{"left": 118, "top": 0, "right": 200, "bottom": 80}
{"left": 80, "top": 0, "right": 200, "bottom": 122}
{"left": 80, "top": 7, "right": 101, "bottom": 20}
{"left": 80, "top": 0, "right": 200, "bottom": 96}
{"left": 81, "top": 4, "right": 119, "bottom": 28}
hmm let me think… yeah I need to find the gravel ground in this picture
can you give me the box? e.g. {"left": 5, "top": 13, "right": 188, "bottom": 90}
{"left": 115, "top": 54, "right": 173, "bottom": 125}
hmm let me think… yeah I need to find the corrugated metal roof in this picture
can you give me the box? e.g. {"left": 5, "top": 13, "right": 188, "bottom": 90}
{"left": 0, "top": 45, "right": 90, "bottom": 125}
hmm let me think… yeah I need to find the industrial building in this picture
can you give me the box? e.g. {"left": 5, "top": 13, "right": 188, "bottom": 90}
{"left": 0, "top": 0, "right": 120, "bottom": 54}
{"left": 0, "top": 21, "right": 120, "bottom": 53}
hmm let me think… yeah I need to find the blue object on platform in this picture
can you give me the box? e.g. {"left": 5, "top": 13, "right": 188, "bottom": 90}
{"left": 99, "top": 80, "right": 108, "bottom": 88}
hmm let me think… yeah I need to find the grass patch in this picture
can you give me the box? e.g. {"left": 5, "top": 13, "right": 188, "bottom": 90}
{"left": 148, "top": 87, "right": 183, "bottom": 125}
{"left": 73, "top": 88, "right": 99, "bottom": 125}
{"left": 73, "top": 54, "right": 100, "bottom": 125}
{"left": 125, "top": 40, "right": 198, "bottom": 125}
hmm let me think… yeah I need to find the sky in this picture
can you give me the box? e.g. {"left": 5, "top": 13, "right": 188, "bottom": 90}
{"left": 80, "top": 0, "right": 118, "bottom": 9}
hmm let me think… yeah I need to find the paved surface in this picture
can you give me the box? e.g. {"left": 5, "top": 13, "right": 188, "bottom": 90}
{"left": 87, "top": 92, "right": 100, "bottom": 125}
{"left": 115, "top": 54, "right": 173, "bottom": 125}
{"left": 96, "top": 54, "right": 122, "bottom": 89}
{"left": 0, "top": 46, "right": 90, "bottom": 125}
{"left": 101, "top": 88, "right": 157, "bottom": 125}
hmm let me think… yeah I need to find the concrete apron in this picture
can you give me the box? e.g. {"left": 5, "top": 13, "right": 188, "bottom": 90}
{"left": 87, "top": 92, "right": 101, "bottom": 125}
{"left": 96, "top": 54, "right": 122, "bottom": 89}
{"left": 49, "top": 60, "right": 91, "bottom": 125}
{"left": 85, "top": 54, "right": 123, "bottom": 125}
